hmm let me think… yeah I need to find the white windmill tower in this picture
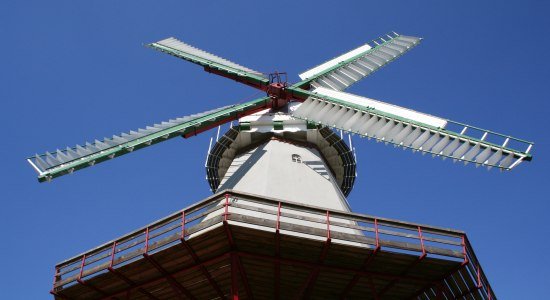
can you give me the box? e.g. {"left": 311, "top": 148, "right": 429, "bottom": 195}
{"left": 31, "top": 32, "right": 532, "bottom": 299}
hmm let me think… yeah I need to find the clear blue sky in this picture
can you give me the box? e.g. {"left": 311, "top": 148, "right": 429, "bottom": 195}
{"left": 1, "top": 1, "right": 549, "bottom": 298}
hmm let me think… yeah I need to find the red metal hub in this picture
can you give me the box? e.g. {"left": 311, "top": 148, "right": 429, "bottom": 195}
{"left": 267, "top": 82, "right": 289, "bottom": 109}
{"left": 267, "top": 72, "right": 290, "bottom": 109}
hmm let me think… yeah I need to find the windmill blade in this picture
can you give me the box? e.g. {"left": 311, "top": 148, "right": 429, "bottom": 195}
{"left": 290, "top": 87, "right": 533, "bottom": 170}
{"left": 27, "top": 97, "right": 271, "bottom": 182}
{"left": 294, "top": 32, "right": 422, "bottom": 91}
{"left": 148, "top": 37, "right": 270, "bottom": 90}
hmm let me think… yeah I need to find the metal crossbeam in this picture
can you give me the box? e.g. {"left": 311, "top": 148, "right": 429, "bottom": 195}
{"left": 143, "top": 253, "right": 196, "bottom": 300}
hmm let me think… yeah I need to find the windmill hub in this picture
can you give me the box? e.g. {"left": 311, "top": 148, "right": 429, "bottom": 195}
{"left": 267, "top": 72, "right": 290, "bottom": 109}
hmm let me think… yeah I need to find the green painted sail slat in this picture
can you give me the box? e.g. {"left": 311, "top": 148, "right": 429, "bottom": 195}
{"left": 29, "top": 97, "right": 271, "bottom": 182}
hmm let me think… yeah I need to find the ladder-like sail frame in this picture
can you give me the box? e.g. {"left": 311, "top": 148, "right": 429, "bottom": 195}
{"left": 290, "top": 87, "right": 533, "bottom": 170}
{"left": 28, "top": 97, "right": 271, "bottom": 182}
{"left": 148, "top": 37, "right": 270, "bottom": 91}
{"left": 293, "top": 32, "right": 422, "bottom": 91}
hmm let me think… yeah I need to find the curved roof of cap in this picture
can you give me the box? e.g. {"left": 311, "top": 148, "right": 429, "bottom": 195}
{"left": 205, "top": 126, "right": 357, "bottom": 197}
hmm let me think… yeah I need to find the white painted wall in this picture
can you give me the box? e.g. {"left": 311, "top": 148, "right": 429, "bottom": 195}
{"left": 218, "top": 139, "right": 350, "bottom": 211}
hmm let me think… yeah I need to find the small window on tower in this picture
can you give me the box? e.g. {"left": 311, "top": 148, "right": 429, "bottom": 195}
{"left": 292, "top": 154, "right": 302, "bottom": 163}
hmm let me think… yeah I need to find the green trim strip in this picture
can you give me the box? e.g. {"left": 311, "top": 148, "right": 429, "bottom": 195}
{"left": 35, "top": 97, "right": 271, "bottom": 182}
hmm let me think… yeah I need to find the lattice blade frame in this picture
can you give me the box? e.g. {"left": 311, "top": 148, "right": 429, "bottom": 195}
{"left": 289, "top": 88, "right": 533, "bottom": 170}
{"left": 28, "top": 97, "right": 271, "bottom": 182}
{"left": 148, "top": 37, "right": 270, "bottom": 90}
{"left": 294, "top": 32, "right": 422, "bottom": 91}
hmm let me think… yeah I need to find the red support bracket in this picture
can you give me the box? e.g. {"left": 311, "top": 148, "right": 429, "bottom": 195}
{"left": 418, "top": 226, "right": 427, "bottom": 259}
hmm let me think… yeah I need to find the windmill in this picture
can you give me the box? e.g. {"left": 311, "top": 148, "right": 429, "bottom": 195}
{"left": 35, "top": 32, "right": 533, "bottom": 299}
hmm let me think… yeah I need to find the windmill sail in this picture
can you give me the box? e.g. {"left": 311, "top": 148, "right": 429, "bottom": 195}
{"left": 28, "top": 97, "right": 271, "bottom": 182}
{"left": 148, "top": 37, "right": 270, "bottom": 89}
{"left": 291, "top": 87, "right": 533, "bottom": 170}
{"left": 295, "top": 32, "right": 422, "bottom": 91}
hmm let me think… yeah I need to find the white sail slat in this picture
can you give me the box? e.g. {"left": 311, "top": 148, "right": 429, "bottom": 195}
{"left": 298, "top": 33, "right": 423, "bottom": 91}
{"left": 462, "top": 144, "right": 481, "bottom": 165}
{"left": 153, "top": 37, "right": 265, "bottom": 77}
{"left": 475, "top": 147, "right": 493, "bottom": 167}
{"left": 410, "top": 130, "right": 431, "bottom": 150}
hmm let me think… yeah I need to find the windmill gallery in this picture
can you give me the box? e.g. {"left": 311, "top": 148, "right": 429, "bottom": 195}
{"left": 30, "top": 32, "right": 533, "bottom": 299}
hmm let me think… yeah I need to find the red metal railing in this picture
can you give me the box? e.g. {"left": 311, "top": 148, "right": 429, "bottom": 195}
{"left": 51, "top": 189, "right": 495, "bottom": 299}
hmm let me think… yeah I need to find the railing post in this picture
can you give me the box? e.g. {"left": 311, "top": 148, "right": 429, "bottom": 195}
{"left": 51, "top": 266, "right": 60, "bottom": 292}
{"left": 326, "top": 210, "right": 331, "bottom": 240}
{"left": 109, "top": 241, "right": 117, "bottom": 269}
{"left": 78, "top": 254, "right": 86, "bottom": 281}
{"left": 276, "top": 202, "right": 281, "bottom": 233}
{"left": 417, "top": 226, "right": 426, "bottom": 258}
{"left": 477, "top": 264, "right": 482, "bottom": 288}
{"left": 181, "top": 210, "right": 186, "bottom": 240}
{"left": 144, "top": 227, "right": 150, "bottom": 255}
{"left": 374, "top": 219, "right": 380, "bottom": 250}
{"left": 461, "top": 235, "right": 468, "bottom": 265}
{"left": 224, "top": 193, "right": 230, "bottom": 222}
